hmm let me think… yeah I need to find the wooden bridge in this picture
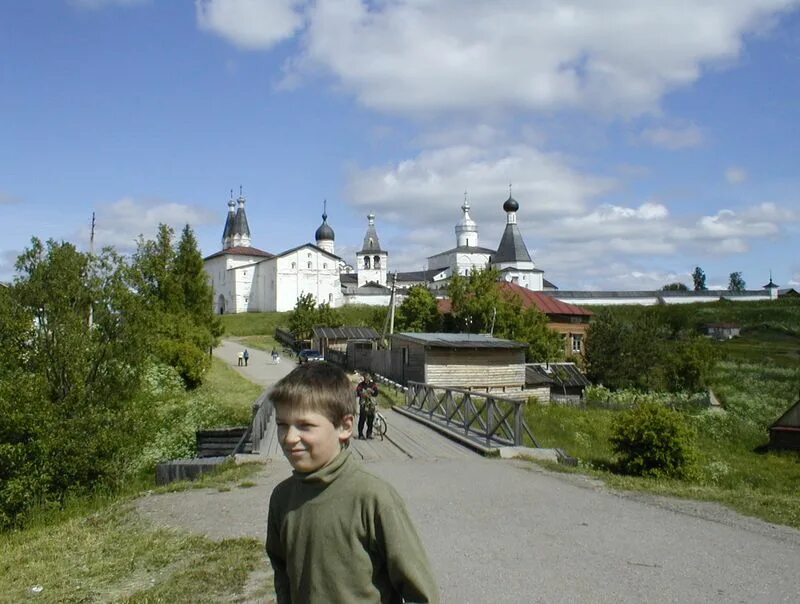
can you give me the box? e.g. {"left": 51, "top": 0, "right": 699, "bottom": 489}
{"left": 248, "top": 376, "right": 547, "bottom": 463}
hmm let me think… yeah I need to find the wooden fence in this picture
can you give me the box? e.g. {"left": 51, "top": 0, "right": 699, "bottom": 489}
{"left": 248, "top": 390, "right": 273, "bottom": 454}
{"left": 404, "top": 381, "right": 538, "bottom": 448}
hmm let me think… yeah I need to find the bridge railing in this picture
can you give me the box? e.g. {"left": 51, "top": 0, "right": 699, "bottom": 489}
{"left": 404, "top": 381, "right": 538, "bottom": 448}
{"left": 247, "top": 390, "right": 273, "bottom": 454}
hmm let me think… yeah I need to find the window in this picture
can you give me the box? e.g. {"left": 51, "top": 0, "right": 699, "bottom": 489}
{"left": 572, "top": 334, "right": 583, "bottom": 353}
{"left": 307, "top": 262, "right": 312, "bottom": 269}
{"left": 328, "top": 293, "right": 333, "bottom": 302}
{"left": 323, "top": 263, "right": 327, "bottom": 269}
{"left": 364, "top": 256, "right": 371, "bottom": 269}
{"left": 374, "top": 255, "right": 380, "bottom": 268}
{"left": 307, "top": 252, "right": 311, "bottom": 258}
{"left": 291, "top": 262, "right": 296, "bottom": 269}
{"left": 402, "top": 347, "right": 409, "bottom": 365}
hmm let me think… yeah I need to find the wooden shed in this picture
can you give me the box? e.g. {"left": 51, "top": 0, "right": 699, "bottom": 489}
{"left": 525, "top": 362, "right": 591, "bottom": 405}
{"left": 768, "top": 395, "right": 800, "bottom": 451}
{"left": 390, "top": 333, "right": 527, "bottom": 396}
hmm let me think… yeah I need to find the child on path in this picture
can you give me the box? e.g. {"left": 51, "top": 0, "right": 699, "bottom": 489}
{"left": 243, "top": 349, "right": 249, "bottom": 367}
{"left": 266, "top": 363, "right": 439, "bottom": 604}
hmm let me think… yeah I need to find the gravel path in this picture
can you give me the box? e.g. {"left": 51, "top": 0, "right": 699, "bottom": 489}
{"left": 135, "top": 341, "right": 800, "bottom": 603}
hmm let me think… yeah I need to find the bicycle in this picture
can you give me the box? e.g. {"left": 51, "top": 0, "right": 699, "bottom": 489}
{"left": 373, "top": 410, "right": 387, "bottom": 440}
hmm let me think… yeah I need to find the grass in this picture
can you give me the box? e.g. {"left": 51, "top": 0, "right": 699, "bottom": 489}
{"left": 524, "top": 359, "right": 800, "bottom": 529}
{"left": 203, "top": 357, "right": 264, "bottom": 423}
{"left": 219, "top": 311, "right": 291, "bottom": 337}
{"left": 713, "top": 325, "right": 800, "bottom": 368}
{"left": 0, "top": 503, "right": 267, "bottom": 603}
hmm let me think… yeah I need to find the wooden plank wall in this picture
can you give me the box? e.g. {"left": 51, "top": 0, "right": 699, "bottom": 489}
{"left": 424, "top": 349, "right": 525, "bottom": 391}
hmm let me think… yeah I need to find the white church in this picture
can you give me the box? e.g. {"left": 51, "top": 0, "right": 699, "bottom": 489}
{"left": 203, "top": 189, "right": 550, "bottom": 313}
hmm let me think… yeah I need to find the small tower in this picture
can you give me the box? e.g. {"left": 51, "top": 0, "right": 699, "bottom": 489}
{"left": 491, "top": 187, "right": 543, "bottom": 290}
{"left": 763, "top": 271, "right": 780, "bottom": 301}
{"left": 455, "top": 191, "right": 479, "bottom": 248}
{"left": 315, "top": 200, "right": 335, "bottom": 254}
{"left": 231, "top": 186, "right": 251, "bottom": 248}
{"left": 221, "top": 190, "right": 236, "bottom": 250}
{"left": 357, "top": 213, "right": 388, "bottom": 287}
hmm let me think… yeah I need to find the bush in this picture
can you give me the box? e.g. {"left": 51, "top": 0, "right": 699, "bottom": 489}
{"left": 610, "top": 402, "right": 697, "bottom": 478}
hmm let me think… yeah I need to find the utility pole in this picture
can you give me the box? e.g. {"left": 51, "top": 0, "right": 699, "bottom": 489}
{"left": 88, "top": 212, "right": 95, "bottom": 329}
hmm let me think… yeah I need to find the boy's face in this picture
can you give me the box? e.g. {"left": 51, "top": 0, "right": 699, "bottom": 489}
{"left": 275, "top": 406, "right": 354, "bottom": 473}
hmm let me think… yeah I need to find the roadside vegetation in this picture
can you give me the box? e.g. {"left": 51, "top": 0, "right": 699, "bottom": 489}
{"left": 0, "top": 352, "right": 270, "bottom": 602}
{"left": 527, "top": 299, "right": 800, "bottom": 529}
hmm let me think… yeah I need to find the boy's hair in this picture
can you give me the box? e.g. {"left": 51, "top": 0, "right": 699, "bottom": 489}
{"left": 269, "top": 362, "right": 356, "bottom": 427}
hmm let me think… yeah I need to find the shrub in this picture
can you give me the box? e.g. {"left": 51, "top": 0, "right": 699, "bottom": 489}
{"left": 610, "top": 402, "right": 697, "bottom": 478}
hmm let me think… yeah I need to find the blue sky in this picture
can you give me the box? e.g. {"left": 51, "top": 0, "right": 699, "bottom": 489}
{"left": 1, "top": 0, "right": 798, "bottom": 291}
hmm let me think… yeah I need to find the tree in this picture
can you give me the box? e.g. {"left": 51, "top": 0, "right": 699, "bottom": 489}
{"left": 728, "top": 272, "right": 746, "bottom": 292}
{"left": 288, "top": 293, "right": 318, "bottom": 343}
{"left": 396, "top": 285, "right": 440, "bottom": 332}
{"left": 692, "top": 266, "right": 707, "bottom": 291}
{"left": 448, "top": 268, "right": 502, "bottom": 333}
{"left": 585, "top": 306, "right": 715, "bottom": 392}
{"left": 131, "top": 224, "right": 219, "bottom": 387}
{"left": 662, "top": 282, "right": 688, "bottom": 291}
{"left": 447, "top": 268, "right": 564, "bottom": 362}
{"left": 1, "top": 239, "right": 153, "bottom": 526}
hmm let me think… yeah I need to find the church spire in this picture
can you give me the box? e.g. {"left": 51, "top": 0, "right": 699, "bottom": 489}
{"left": 231, "top": 185, "right": 251, "bottom": 247}
{"left": 456, "top": 190, "right": 479, "bottom": 248}
{"left": 221, "top": 189, "right": 236, "bottom": 249}
{"left": 315, "top": 199, "right": 335, "bottom": 254}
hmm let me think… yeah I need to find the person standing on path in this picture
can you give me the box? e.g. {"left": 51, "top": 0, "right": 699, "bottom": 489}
{"left": 243, "top": 349, "right": 250, "bottom": 367}
{"left": 266, "top": 363, "right": 439, "bottom": 604}
{"left": 237, "top": 351, "right": 244, "bottom": 366}
{"left": 356, "top": 373, "right": 379, "bottom": 440}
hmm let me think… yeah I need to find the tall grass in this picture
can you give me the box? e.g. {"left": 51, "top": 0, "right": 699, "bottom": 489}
{"left": 526, "top": 358, "right": 800, "bottom": 527}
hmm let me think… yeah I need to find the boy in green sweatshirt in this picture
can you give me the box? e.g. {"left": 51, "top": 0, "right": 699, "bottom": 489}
{"left": 266, "top": 362, "right": 440, "bottom": 604}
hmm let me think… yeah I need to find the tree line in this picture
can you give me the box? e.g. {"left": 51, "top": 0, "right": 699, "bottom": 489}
{"left": 0, "top": 225, "right": 220, "bottom": 529}
{"left": 662, "top": 266, "right": 747, "bottom": 292}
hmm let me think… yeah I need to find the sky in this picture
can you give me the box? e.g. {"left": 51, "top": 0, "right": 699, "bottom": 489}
{"left": 1, "top": 0, "right": 799, "bottom": 291}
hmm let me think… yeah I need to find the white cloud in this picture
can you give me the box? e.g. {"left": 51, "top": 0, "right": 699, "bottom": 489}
{"left": 725, "top": 166, "right": 748, "bottom": 184}
{"left": 76, "top": 198, "right": 217, "bottom": 252}
{"left": 345, "top": 143, "right": 613, "bottom": 226}
{"left": 282, "top": 0, "right": 797, "bottom": 116}
{"left": 642, "top": 124, "right": 704, "bottom": 149}
{"left": 196, "top": 0, "right": 304, "bottom": 50}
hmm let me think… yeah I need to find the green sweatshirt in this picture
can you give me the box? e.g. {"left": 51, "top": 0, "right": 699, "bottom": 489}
{"left": 266, "top": 449, "right": 440, "bottom": 604}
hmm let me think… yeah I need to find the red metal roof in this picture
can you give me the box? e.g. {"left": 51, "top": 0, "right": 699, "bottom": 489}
{"left": 437, "top": 282, "right": 592, "bottom": 317}
{"left": 500, "top": 282, "right": 592, "bottom": 316}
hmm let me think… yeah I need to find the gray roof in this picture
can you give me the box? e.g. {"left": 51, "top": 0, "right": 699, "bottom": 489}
{"left": 546, "top": 289, "right": 772, "bottom": 300}
{"left": 315, "top": 212, "right": 334, "bottom": 241}
{"left": 312, "top": 326, "right": 380, "bottom": 340}
{"left": 543, "top": 279, "right": 558, "bottom": 290}
{"left": 275, "top": 243, "right": 342, "bottom": 261}
{"left": 493, "top": 223, "right": 532, "bottom": 264}
{"left": 361, "top": 216, "right": 383, "bottom": 252}
{"left": 204, "top": 246, "right": 273, "bottom": 261}
{"left": 428, "top": 245, "right": 496, "bottom": 258}
{"left": 526, "top": 363, "right": 590, "bottom": 388}
{"left": 221, "top": 201, "right": 235, "bottom": 243}
{"left": 392, "top": 332, "right": 526, "bottom": 349}
{"left": 354, "top": 283, "right": 391, "bottom": 295}
{"left": 395, "top": 269, "right": 441, "bottom": 282}
{"left": 232, "top": 197, "right": 251, "bottom": 240}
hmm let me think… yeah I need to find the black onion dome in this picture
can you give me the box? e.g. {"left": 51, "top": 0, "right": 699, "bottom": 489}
{"left": 315, "top": 213, "right": 335, "bottom": 241}
{"left": 503, "top": 196, "right": 519, "bottom": 213}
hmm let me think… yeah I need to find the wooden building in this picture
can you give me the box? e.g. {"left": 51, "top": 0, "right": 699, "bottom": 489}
{"left": 769, "top": 395, "right": 800, "bottom": 451}
{"left": 703, "top": 322, "right": 741, "bottom": 340}
{"left": 389, "top": 333, "right": 527, "bottom": 396}
{"left": 311, "top": 326, "right": 379, "bottom": 358}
